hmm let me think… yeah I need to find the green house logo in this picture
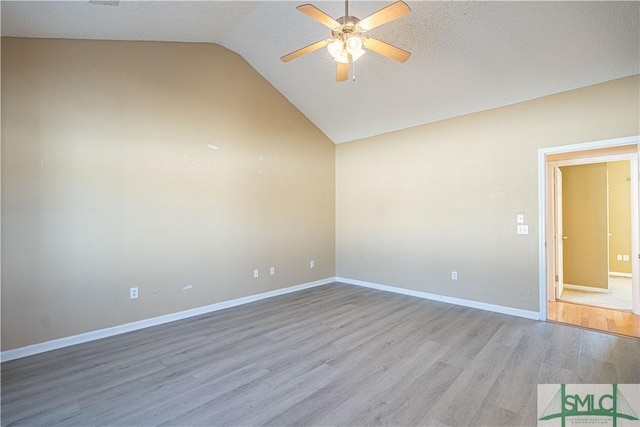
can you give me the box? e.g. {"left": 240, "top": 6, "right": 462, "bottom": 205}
{"left": 538, "top": 384, "right": 639, "bottom": 427}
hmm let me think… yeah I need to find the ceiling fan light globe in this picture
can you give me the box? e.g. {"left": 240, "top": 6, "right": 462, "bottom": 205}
{"left": 350, "top": 47, "right": 365, "bottom": 62}
{"left": 346, "top": 36, "right": 363, "bottom": 54}
{"left": 333, "top": 47, "right": 364, "bottom": 64}
{"left": 334, "top": 52, "right": 349, "bottom": 64}
{"left": 327, "top": 39, "right": 344, "bottom": 59}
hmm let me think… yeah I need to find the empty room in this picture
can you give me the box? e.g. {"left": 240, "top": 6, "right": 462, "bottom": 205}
{"left": 1, "top": 1, "right": 639, "bottom": 426}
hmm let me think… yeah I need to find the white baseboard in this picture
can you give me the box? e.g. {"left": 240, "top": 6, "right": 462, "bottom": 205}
{"left": 1, "top": 277, "right": 336, "bottom": 363}
{"left": 563, "top": 283, "right": 609, "bottom": 293}
{"left": 609, "top": 271, "right": 632, "bottom": 278}
{"left": 336, "top": 277, "right": 541, "bottom": 321}
{"left": 2, "top": 276, "right": 544, "bottom": 362}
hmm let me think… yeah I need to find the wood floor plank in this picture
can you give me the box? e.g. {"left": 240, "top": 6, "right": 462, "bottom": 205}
{"left": 109, "top": 362, "right": 272, "bottom": 426}
{"left": 535, "top": 361, "right": 577, "bottom": 385}
{"left": 356, "top": 360, "right": 463, "bottom": 426}
{"left": 610, "top": 336, "right": 640, "bottom": 382}
{"left": 436, "top": 313, "right": 504, "bottom": 369}
{"left": 262, "top": 353, "right": 387, "bottom": 426}
{"left": 421, "top": 315, "right": 520, "bottom": 426}
{"left": 542, "top": 323, "right": 581, "bottom": 370}
{"left": 468, "top": 401, "right": 522, "bottom": 426}
{"left": 485, "top": 326, "right": 550, "bottom": 416}
{"left": 312, "top": 332, "right": 452, "bottom": 425}
{"left": 2, "top": 282, "right": 639, "bottom": 426}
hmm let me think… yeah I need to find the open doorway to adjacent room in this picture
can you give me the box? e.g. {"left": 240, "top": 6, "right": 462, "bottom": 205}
{"left": 540, "top": 138, "right": 640, "bottom": 338}
{"left": 555, "top": 160, "right": 632, "bottom": 311}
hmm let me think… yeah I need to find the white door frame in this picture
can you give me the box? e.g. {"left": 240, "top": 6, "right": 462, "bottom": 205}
{"left": 538, "top": 135, "right": 640, "bottom": 320}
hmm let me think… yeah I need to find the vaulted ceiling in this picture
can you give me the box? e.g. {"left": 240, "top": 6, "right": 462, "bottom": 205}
{"left": 2, "top": 1, "right": 639, "bottom": 143}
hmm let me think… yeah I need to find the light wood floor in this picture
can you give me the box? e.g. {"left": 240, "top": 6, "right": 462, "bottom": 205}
{"left": 2, "top": 283, "right": 639, "bottom": 426}
{"left": 548, "top": 299, "right": 640, "bottom": 338}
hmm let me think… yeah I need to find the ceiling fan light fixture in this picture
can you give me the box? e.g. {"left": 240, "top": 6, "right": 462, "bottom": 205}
{"left": 282, "top": 1, "right": 411, "bottom": 81}
{"left": 327, "top": 37, "right": 365, "bottom": 63}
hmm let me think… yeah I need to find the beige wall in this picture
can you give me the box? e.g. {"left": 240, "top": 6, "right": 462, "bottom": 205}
{"left": 1, "top": 38, "right": 335, "bottom": 350}
{"left": 561, "top": 163, "right": 609, "bottom": 289}
{"left": 2, "top": 37, "right": 639, "bottom": 352}
{"left": 336, "top": 75, "right": 639, "bottom": 311}
{"left": 608, "top": 161, "right": 633, "bottom": 274}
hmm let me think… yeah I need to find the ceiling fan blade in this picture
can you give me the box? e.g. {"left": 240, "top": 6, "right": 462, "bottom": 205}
{"left": 297, "top": 4, "right": 341, "bottom": 29}
{"left": 336, "top": 62, "right": 349, "bottom": 82}
{"left": 358, "top": 1, "right": 411, "bottom": 32}
{"left": 363, "top": 37, "right": 411, "bottom": 63}
{"left": 281, "top": 39, "right": 329, "bottom": 62}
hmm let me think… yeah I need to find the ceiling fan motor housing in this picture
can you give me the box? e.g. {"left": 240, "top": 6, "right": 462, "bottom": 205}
{"left": 332, "top": 16, "right": 361, "bottom": 39}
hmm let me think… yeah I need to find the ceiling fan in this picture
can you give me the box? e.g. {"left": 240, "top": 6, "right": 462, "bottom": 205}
{"left": 281, "top": 0, "right": 411, "bottom": 82}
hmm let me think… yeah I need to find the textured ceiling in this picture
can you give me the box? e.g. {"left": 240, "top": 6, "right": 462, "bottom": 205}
{"left": 2, "top": 1, "right": 639, "bottom": 144}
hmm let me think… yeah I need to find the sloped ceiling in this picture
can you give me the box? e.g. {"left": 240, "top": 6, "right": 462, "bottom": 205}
{"left": 2, "top": 1, "right": 639, "bottom": 143}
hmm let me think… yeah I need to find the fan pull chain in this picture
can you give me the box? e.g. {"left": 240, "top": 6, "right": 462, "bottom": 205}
{"left": 350, "top": 53, "right": 356, "bottom": 81}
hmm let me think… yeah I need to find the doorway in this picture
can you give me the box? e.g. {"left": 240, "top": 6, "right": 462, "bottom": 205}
{"left": 538, "top": 136, "right": 640, "bottom": 337}
{"left": 554, "top": 161, "right": 632, "bottom": 311}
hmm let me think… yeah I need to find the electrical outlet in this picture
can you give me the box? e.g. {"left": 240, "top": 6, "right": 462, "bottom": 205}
{"left": 451, "top": 271, "right": 458, "bottom": 280}
{"left": 270, "top": 267, "right": 275, "bottom": 276}
{"left": 130, "top": 287, "right": 139, "bottom": 299}
{"left": 623, "top": 255, "right": 630, "bottom": 262}
{"left": 310, "top": 260, "right": 315, "bottom": 269}
{"left": 253, "top": 269, "right": 259, "bottom": 278}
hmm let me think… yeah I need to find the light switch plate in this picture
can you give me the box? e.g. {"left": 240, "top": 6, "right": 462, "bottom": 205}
{"left": 517, "top": 225, "right": 529, "bottom": 235}
{"left": 517, "top": 214, "right": 524, "bottom": 224}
